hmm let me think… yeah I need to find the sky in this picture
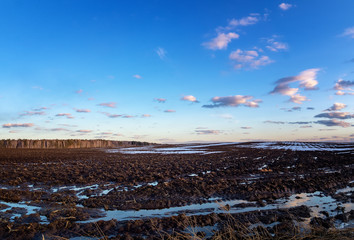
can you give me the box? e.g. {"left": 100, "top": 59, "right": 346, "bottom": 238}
{"left": 0, "top": 0, "right": 354, "bottom": 143}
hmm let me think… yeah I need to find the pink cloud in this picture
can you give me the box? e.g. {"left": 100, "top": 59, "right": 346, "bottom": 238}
{"left": 76, "top": 89, "right": 83, "bottom": 94}
{"left": 133, "top": 74, "right": 142, "bottom": 79}
{"left": 75, "top": 109, "right": 91, "bottom": 113}
{"left": 164, "top": 109, "right": 176, "bottom": 113}
{"left": 20, "top": 111, "right": 45, "bottom": 116}
{"left": 56, "top": 113, "right": 74, "bottom": 119}
{"left": 98, "top": 102, "right": 117, "bottom": 108}
{"left": 2, "top": 123, "right": 34, "bottom": 128}
{"left": 181, "top": 95, "right": 199, "bottom": 103}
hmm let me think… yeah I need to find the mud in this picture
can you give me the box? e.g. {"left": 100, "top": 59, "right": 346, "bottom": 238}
{"left": 0, "top": 142, "right": 353, "bottom": 239}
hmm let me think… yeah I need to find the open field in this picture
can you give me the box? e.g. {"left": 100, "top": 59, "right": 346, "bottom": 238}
{"left": 0, "top": 142, "right": 353, "bottom": 239}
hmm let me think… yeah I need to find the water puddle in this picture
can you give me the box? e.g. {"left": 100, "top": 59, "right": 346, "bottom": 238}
{"left": 78, "top": 190, "right": 353, "bottom": 224}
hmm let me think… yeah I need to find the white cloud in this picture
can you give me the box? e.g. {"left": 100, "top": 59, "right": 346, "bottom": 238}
{"left": 289, "top": 94, "right": 309, "bottom": 104}
{"left": 266, "top": 38, "right": 288, "bottom": 52}
{"left": 203, "top": 32, "right": 239, "bottom": 50}
{"left": 181, "top": 95, "right": 199, "bottom": 103}
{"left": 133, "top": 74, "right": 142, "bottom": 79}
{"left": 342, "top": 27, "right": 354, "bottom": 38}
{"left": 279, "top": 3, "right": 293, "bottom": 11}
{"left": 324, "top": 103, "right": 347, "bottom": 111}
{"left": 228, "top": 14, "right": 260, "bottom": 27}
{"left": 203, "top": 95, "right": 262, "bottom": 108}
{"left": 156, "top": 47, "right": 167, "bottom": 59}
{"left": 229, "top": 49, "right": 273, "bottom": 69}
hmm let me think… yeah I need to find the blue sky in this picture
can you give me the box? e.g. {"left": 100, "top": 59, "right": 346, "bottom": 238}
{"left": 1, "top": 0, "right": 354, "bottom": 143}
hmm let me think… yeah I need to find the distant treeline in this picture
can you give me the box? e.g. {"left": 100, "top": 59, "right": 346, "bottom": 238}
{"left": 0, "top": 139, "right": 151, "bottom": 149}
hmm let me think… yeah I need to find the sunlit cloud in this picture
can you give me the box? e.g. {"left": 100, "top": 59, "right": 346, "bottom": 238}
{"left": 342, "top": 26, "right": 354, "bottom": 38}
{"left": 203, "top": 95, "right": 262, "bottom": 108}
{"left": 270, "top": 68, "right": 320, "bottom": 103}
{"left": 333, "top": 79, "right": 354, "bottom": 95}
{"left": 203, "top": 32, "right": 239, "bottom": 50}
{"left": 3, "top": 123, "right": 34, "bottom": 128}
{"left": 315, "top": 119, "right": 351, "bottom": 128}
{"left": 76, "top": 89, "right": 83, "bottom": 94}
{"left": 181, "top": 95, "right": 199, "bottom": 103}
{"left": 229, "top": 49, "right": 273, "bottom": 70}
{"left": 289, "top": 94, "right": 309, "bottom": 104}
{"left": 156, "top": 47, "right": 167, "bottom": 59}
{"left": 98, "top": 102, "right": 116, "bottom": 108}
{"left": 315, "top": 112, "right": 354, "bottom": 119}
{"left": 324, "top": 103, "right": 347, "bottom": 111}
{"left": 133, "top": 74, "right": 142, "bottom": 79}
{"left": 164, "top": 109, "right": 176, "bottom": 113}
{"left": 122, "top": 115, "right": 135, "bottom": 118}
{"left": 55, "top": 113, "right": 74, "bottom": 119}
{"left": 279, "top": 3, "right": 293, "bottom": 11}
{"left": 154, "top": 98, "right": 166, "bottom": 103}
{"left": 75, "top": 109, "right": 91, "bottom": 113}
{"left": 142, "top": 114, "right": 151, "bottom": 118}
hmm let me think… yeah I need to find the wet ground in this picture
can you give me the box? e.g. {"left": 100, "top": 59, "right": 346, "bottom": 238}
{"left": 0, "top": 141, "right": 353, "bottom": 239}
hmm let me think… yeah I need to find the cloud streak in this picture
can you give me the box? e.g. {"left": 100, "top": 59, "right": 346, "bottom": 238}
{"left": 315, "top": 119, "right": 351, "bottom": 128}
{"left": 56, "top": 113, "right": 74, "bottom": 119}
{"left": 98, "top": 102, "right": 117, "bottom": 108}
{"left": 3, "top": 123, "right": 34, "bottom": 128}
{"left": 315, "top": 112, "right": 354, "bottom": 119}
